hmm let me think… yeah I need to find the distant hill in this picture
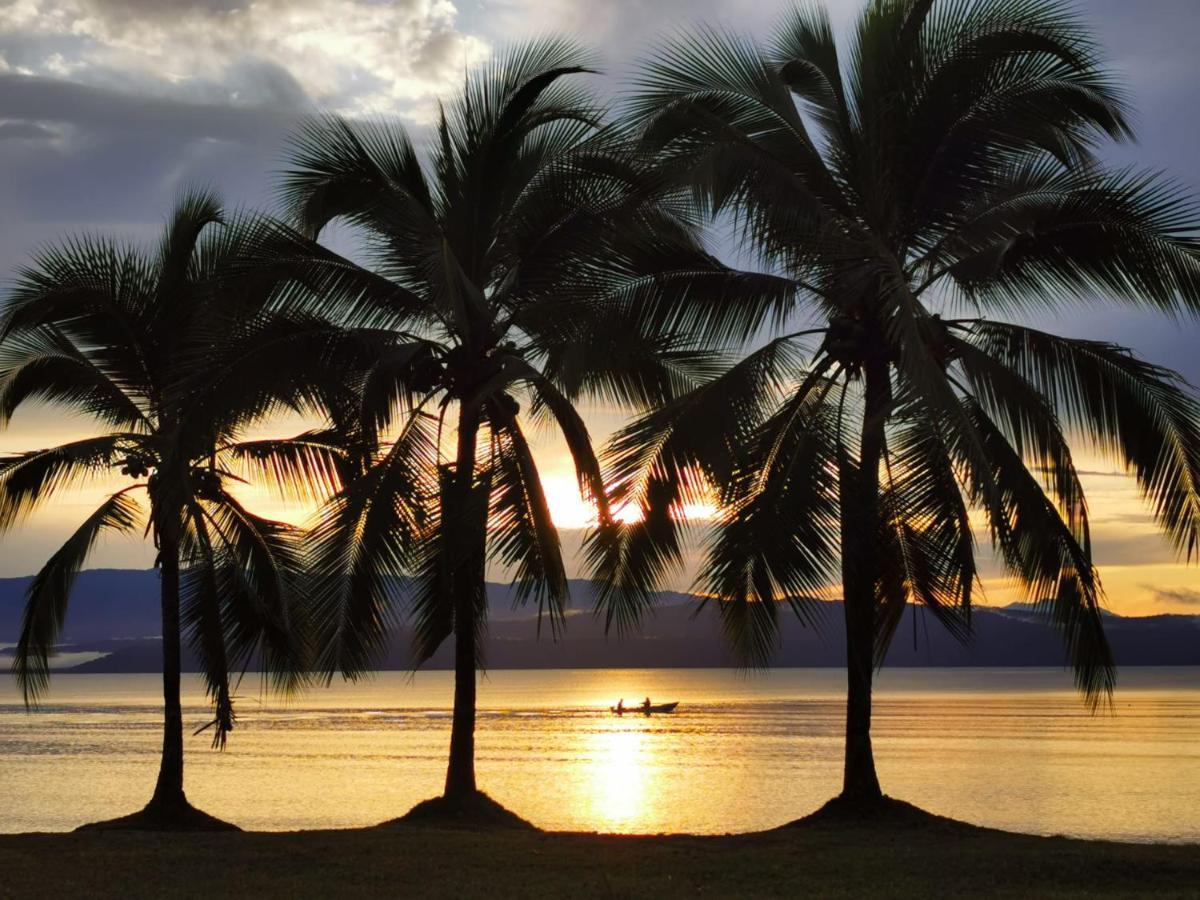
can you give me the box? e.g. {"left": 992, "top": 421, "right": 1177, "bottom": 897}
{"left": 1, "top": 569, "right": 1197, "bottom": 672}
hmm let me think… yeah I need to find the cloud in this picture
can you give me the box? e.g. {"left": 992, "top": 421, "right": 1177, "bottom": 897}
{"left": 0, "top": 75, "right": 315, "bottom": 285}
{"left": 0, "top": 120, "right": 58, "bottom": 141}
{"left": 0, "top": 74, "right": 305, "bottom": 233}
{"left": 0, "top": 73, "right": 300, "bottom": 140}
{"left": 485, "top": 0, "right": 863, "bottom": 47}
{"left": 0, "top": 0, "right": 490, "bottom": 117}
{"left": 1147, "top": 586, "right": 1200, "bottom": 607}
{"left": 0, "top": 0, "right": 490, "bottom": 277}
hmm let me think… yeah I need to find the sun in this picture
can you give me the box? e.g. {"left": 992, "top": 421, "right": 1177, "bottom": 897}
{"left": 539, "top": 473, "right": 716, "bottom": 529}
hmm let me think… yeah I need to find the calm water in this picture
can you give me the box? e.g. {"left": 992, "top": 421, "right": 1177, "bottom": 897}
{"left": 1, "top": 667, "right": 1197, "bottom": 841}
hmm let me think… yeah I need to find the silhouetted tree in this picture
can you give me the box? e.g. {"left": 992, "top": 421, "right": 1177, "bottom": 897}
{"left": 268, "top": 39, "right": 731, "bottom": 814}
{"left": 592, "top": 0, "right": 1200, "bottom": 806}
{"left": 0, "top": 192, "right": 346, "bottom": 829}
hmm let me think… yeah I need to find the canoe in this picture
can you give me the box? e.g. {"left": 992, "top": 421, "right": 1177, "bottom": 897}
{"left": 610, "top": 702, "right": 679, "bottom": 715}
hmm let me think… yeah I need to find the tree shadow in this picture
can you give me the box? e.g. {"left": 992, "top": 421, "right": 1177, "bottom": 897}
{"left": 76, "top": 797, "right": 239, "bottom": 833}
{"left": 380, "top": 791, "right": 537, "bottom": 831}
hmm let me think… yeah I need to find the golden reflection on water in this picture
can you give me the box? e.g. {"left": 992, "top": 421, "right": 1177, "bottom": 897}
{"left": 589, "top": 723, "right": 649, "bottom": 830}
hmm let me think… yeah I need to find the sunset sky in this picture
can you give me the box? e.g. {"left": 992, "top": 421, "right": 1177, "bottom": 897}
{"left": 1, "top": 0, "right": 1199, "bottom": 616}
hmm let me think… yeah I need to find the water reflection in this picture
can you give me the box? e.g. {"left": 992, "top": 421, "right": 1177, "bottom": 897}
{"left": 589, "top": 724, "right": 648, "bottom": 830}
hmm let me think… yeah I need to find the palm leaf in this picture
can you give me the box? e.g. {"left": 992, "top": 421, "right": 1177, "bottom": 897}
{"left": 194, "top": 489, "right": 312, "bottom": 696}
{"left": 589, "top": 337, "right": 811, "bottom": 633}
{"left": 701, "top": 370, "right": 843, "bottom": 664}
{"left": 0, "top": 326, "right": 149, "bottom": 430}
{"left": 179, "top": 504, "right": 236, "bottom": 750}
{"left": 223, "top": 431, "right": 350, "bottom": 505}
{"left": 12, "top": 490, "right": 142, "bottom": 705}
{"left": 961, "top": 400, "right": 1113, "bottom": 703}
{"left": 0, "top": 435, "right": 140, "bottom": 531}
{"left": 965, "top": 320, "right": 1200, "bottom": 558}
{"left": 486, "top": 412, "right": 569, "bottom": 636}
{"left": 309, "top": 412, "right": 436, "bottom": 678}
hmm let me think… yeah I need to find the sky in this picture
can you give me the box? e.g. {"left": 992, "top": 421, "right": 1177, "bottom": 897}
{"left": 1, "top": 0, "right": 1199, "bottom": 615}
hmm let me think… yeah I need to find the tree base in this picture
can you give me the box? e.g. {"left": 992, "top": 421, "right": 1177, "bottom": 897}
{"left": 75, "top": 798, "right": 239, "bottom": 833}
{"left": 780, "top": 794, "right": 970, "bottom": 831}
{"left": 385, "top": 791, "right": 536, "bottom": 831}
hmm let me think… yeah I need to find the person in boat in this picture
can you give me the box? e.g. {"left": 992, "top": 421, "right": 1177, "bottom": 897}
{"left": 642, "top": 697, "right": 652, "bottom": 713}
{"left": 616, "top": 699, "right": 625, "bottom": 715}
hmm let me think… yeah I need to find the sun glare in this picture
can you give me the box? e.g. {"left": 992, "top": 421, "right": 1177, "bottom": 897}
{"left": 588, "top": 725, "right": 650, "bottom": 830}
{"left": 539, "top": 474, "right": 716, "bottom": 529}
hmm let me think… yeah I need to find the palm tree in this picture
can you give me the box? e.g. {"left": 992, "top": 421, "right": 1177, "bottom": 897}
{"left": 591, "top": 0, "right": 1200, "bottom": 807}
{"left": 0, "top": 192, "right": 347, "bottom": 829}
{"left": 269, "top": 39, "right": 729, "bottom": 815}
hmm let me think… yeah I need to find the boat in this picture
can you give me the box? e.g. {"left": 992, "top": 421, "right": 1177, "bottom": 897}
{"left": 610, "top": 702, "right": 679, "bottom": 715}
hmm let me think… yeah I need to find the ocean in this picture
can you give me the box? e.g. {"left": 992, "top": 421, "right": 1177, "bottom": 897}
{"left": 1, "top": 667, "right": 1196, "bottom": 841}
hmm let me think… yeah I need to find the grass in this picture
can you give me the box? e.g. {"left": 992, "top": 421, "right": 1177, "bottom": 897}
{"left": 1, "top": 801, "right": 1197, "bottom": 899}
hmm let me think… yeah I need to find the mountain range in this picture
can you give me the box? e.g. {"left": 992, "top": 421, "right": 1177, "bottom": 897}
{"left": 0, "top": 569, "right": 1197, "bottom": 672}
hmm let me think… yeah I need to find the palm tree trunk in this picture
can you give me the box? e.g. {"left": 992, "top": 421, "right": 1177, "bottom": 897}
{"left": 444, "top": 404, "right": 482, "bottom": 801}
{"left": 150, "top": 525, "right": 187, "bottom": 810}
{"left": 839, "top": 357, "right": 889, "bottom": 803}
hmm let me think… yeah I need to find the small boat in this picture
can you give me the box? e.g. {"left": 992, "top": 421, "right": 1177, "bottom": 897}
{"left": 610, "top": 702, "right": 679, "bottom": 715}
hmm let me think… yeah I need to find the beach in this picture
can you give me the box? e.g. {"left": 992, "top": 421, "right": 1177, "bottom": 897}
{"left": 3, "top": 804, "right": 1199, "bottom": 899}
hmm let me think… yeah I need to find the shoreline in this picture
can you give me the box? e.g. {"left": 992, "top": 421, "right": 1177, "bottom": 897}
{"left": 2, "top": 807, "right": 1198, "bottom": 899}
{"left": 4, "top": 814, "right": 1199, "bottom": 846}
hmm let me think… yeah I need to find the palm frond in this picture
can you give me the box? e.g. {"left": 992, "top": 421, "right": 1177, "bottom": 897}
{"left": 875, "top": 405, "right": 978, "bottom": 663}
{"left": 589, "top": 337, "right": 810, "bottom": 633}
{"left": 0, "top": 326, "right": 149, "bottom": 429}
{"left": 226, "top": 217, "right": 429, "bottom": 329}
{"left": 941, "top": 165, "right": 1200, "bottom": 315}
{"left": 950, "top": 330, "right": 1088, "bottom": 535}
{"left": 12, "top": 490, "right": 142, "bottom": 705}
{"left": 156, "top": 187, "right": 224, "bottom": 299}
{"left": 883, "top": 398, "right": 984, "bottom": 657}
{"left": 193, "top": 488, "right": 312, "bottom": 696}
{"left": 281, "top": 115, "right": 434, "bottom": 240}
{"left": 2, "top": 236, "right": 157, "bottom": 400}
{"left": 964, "top": 321, "right": 1200, "bottom": 558}
{"left": 179, "top": 504, "right": 236, "bottom": 749}
{"left": 770, "top": 3, "right": 850, "bottom": 142}
{"left": 0, "top": 435, "right": 140, "bottom": 531}
{"left": 960, "top": 400, "right": 1114, "bottom": 703}
{"left": 522, "top": 302, "right": 725, "bottom": 410}
{"left": 700, "top": 369, "right": 843, "bottom": 665}
{"left": 223, "top": 431, "right": 349, "bottom": 504}
{"left": 513, "top": 363, "right": 610, "bottom": 522}
{"left": 486, "top": 411, "right": 569, "bottom": 636}
{"left": 308, "top": 411, "right": 436, "bottom": 678}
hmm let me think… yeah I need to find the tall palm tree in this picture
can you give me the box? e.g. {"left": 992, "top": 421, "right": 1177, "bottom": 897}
{"left": 270, "top": 40, "right": 730, "bottom": 814}
{"left": 0, "top": 192, "right": 346, "bottom": 829}
{"left": 592, "top": 0, "right": 1200, "bottom": 807}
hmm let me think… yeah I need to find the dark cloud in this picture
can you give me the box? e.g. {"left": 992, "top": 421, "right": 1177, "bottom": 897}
{"left": 1147, "top": 586, "right": 1200, "bottom": 607}
{"left": 220, "top": 60, "right": 313, "bottom": 109}
{"left": 0, "top": 121, "right": 58, "bottom": 141}
{"left": 82, "top": 0, "right": 247, "bottom": 18}
{"left": 0, "top": 74, "right": 307, "bottom": 250}
{"left": 1085, "top": 0, "right": 1200, "bottom": 182}
{"left": 0, "top": 73, "right": 308, "bottom": 139}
